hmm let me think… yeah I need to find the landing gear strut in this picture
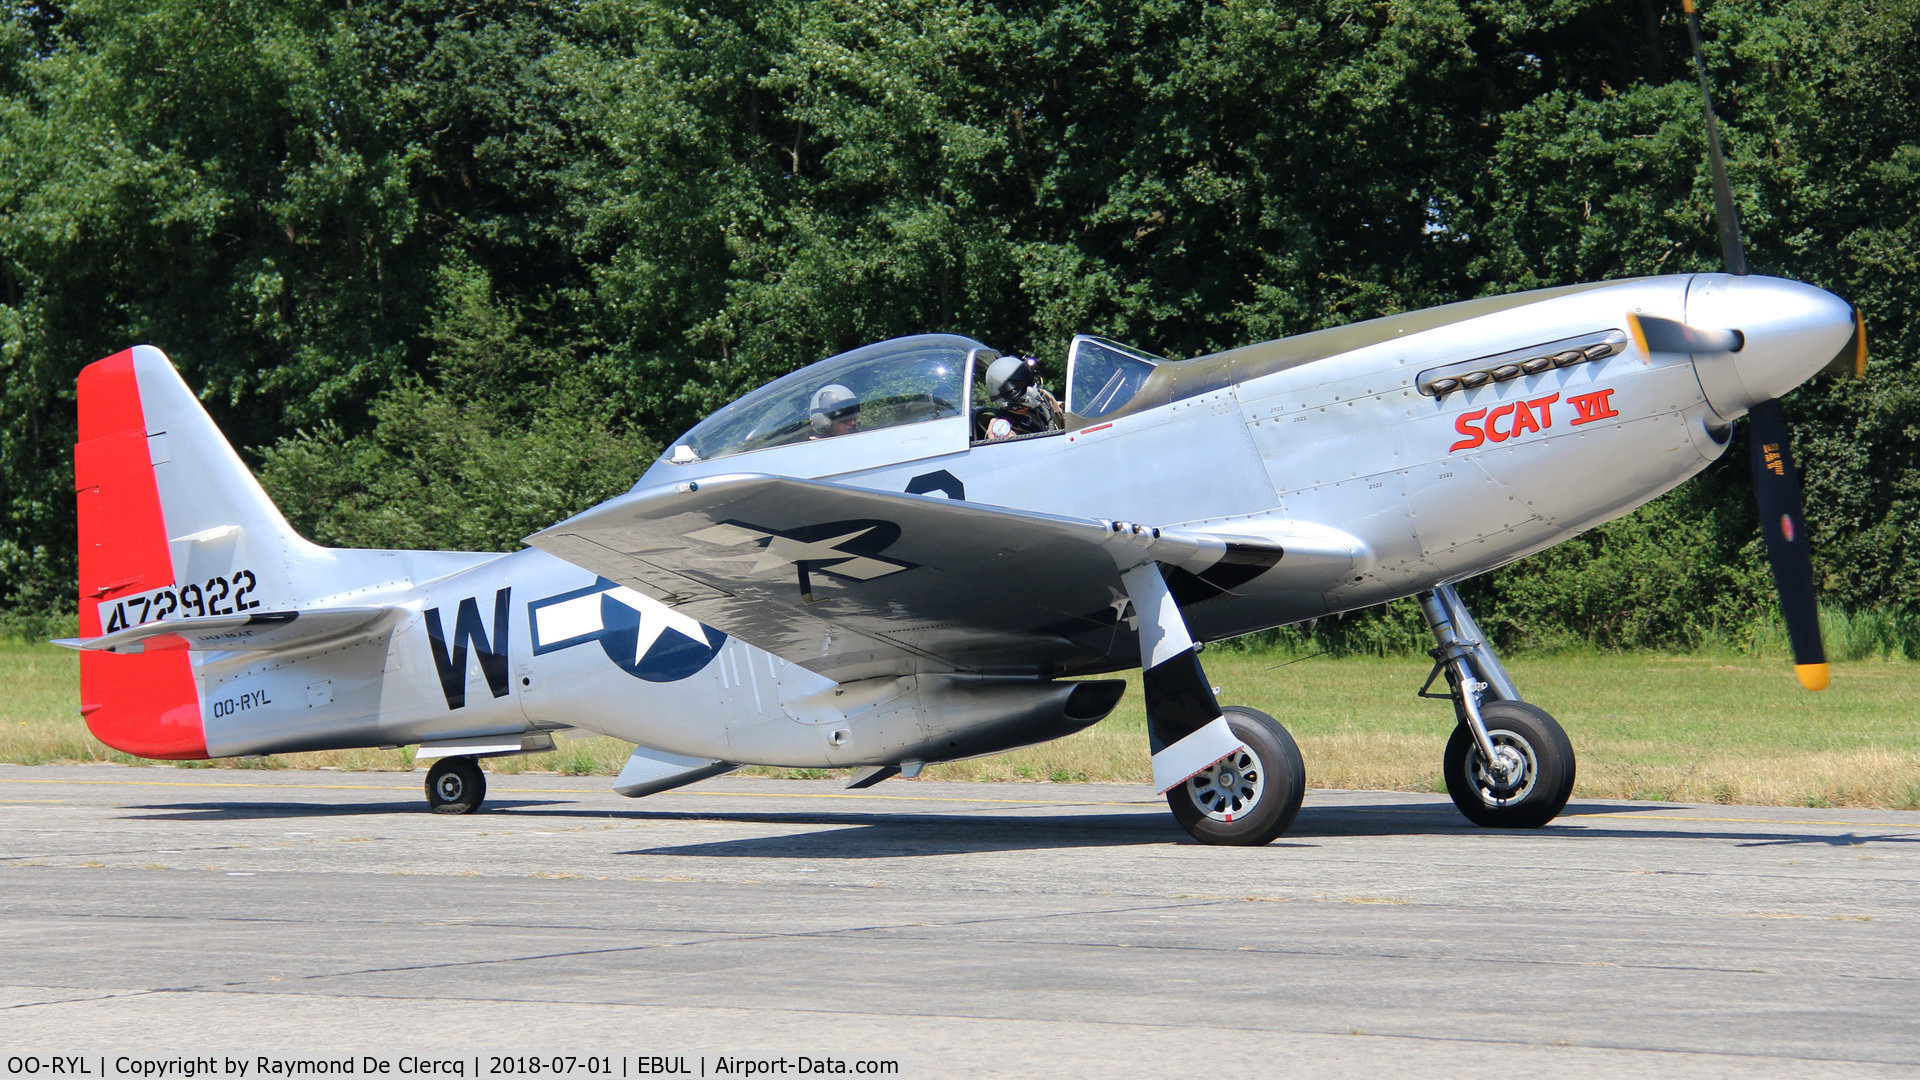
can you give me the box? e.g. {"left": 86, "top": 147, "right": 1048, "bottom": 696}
{"left": 1418, "top": 585, "right": 1575, "bottom": 828}
{"left": 425, "top": 755, "right": 486, "bottom": 814}
{"left": 1119, "top": 560, "right": 1306, "bottom": 846}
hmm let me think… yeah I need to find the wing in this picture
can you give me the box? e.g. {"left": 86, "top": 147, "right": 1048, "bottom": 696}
{"left": 525, "top": 473, "right": 1317, "bottom": 681}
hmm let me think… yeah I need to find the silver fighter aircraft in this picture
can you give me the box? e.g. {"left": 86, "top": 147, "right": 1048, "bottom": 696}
{"left": 58, "top": 13, "right": 1867, "bottom": 843}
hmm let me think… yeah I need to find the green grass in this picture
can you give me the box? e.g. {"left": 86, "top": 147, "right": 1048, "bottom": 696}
{"left": 7, "top": 639, "right": 1918, "bottom": 808}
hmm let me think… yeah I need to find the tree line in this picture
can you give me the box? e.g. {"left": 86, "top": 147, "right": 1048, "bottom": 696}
{"left": 1, "top": 0, "right": 1915, "bottom": 651}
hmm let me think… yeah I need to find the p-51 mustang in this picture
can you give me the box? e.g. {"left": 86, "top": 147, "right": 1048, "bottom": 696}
{"left": 59, "top": 16, "right": 1867, "bottom": 844}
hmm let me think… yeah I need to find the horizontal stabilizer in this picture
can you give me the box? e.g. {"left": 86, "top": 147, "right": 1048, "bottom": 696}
{"left": 54, "top": 606, "right": 398, "bottom": 655}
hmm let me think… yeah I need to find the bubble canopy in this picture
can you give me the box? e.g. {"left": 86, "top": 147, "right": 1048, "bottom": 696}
{"left": 666, "top": 334, "right": 991, "bottom": 464}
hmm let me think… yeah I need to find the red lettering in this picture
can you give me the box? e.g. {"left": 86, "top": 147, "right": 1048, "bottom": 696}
{"left": 1528, "top": 393, "right": 1560, "bottom": 429}
{"left": 1449, "top": 408, "right": 1488, "bottom": 453}
{"left": 1509, "top": 399, "right": 1542, "bottom": 437}
{"left": 1484, "top": 403, "right": 1518, "bottom": 442}
{"left": 1568, "top": 388, "right": 1620, "bottom": 426}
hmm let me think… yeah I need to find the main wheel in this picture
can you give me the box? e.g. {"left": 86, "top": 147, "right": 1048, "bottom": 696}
{"left": 425, "top": 756, "right": 486, "bottom": 814}
{"left": 1166, "top": 706, "right": 1306, "bottom": 846}
{"left": 1443, "top": 700, "right": 1575, "bottom": 828}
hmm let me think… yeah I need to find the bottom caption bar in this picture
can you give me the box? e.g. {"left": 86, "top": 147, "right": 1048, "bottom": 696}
{"left": 2, "top": 1058, "right": 904, "bottom": 1079}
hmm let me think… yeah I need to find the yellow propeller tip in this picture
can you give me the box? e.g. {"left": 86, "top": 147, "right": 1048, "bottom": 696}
{"left": 1794, "top": 663, "right": 1830, "bottom": 691}
{"left": 1627, "top": 312, "right": 1651, "bottom": 362}
{"left": 1853, "top": 308, "right": 1868, "bottom": 378}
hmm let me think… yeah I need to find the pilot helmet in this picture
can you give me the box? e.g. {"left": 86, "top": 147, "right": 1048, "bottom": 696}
{"left": 985, "top": 355, "right": 1039, "bottom": 406}
{"left": 808, "top": 383, "right": 860, "bottom": 434}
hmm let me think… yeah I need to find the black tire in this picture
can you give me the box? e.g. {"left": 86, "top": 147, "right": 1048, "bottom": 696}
{"left": 1443, "top": 700, "right": 1575, "bottom": 828}
{"left": 1166, "top": 706, "right": 1306, "bottom": 846}
{"left": 426, "top": 756, "right": 486, "bottom": 815}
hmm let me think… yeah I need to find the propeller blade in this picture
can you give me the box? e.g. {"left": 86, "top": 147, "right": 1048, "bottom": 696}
{"left": 1682, "top": 3, "right": 1829, "bottom": 688}
{"left": 1682, "top": 0, "right": 1747, "bottom": 276}
{"left": 1817, "top": 305, "right": 1869, "bottom": 380}
{"left": 1747, "top": 398, "right": 1828, "bottom": 690}
{"left": 1626, "top": 312, "right": 1744, "bottom": 356}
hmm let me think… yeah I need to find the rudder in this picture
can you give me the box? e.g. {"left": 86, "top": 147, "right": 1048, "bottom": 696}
{"left": 74, "top": 345, "right": 320, "bottom": 758}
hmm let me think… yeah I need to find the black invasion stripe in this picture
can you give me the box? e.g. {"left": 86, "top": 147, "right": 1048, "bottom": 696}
{"left": 1143, "top": 648, "right": 1222, "bottom": 755}
{"left": 1158, "top": 545, "right": 1286, "bottom": 608}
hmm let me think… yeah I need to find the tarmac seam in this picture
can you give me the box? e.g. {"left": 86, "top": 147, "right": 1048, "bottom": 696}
{"left": 0, "top": 846, "right": 243, "bottom": 864}
{"left": 788, "top": 930, "right": 1920, "bottom": 983}
{"left": 282, "top": 898, "right": 1226, "bottom": 982}
{"left": 1, "top": 988, "right": 163, "bottom": 1012}
{"left": 66, "top": 985, "right": 1918, "bottom": 1069}
{"left": 21, "top": 903, "right": 1208, "bottom": 937}
{"left": 74, "top": 903, "right": 1899, "bottom": 990}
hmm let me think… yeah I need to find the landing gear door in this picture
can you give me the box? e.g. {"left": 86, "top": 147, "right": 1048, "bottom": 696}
{"left": 1065, "top": 336, "right": 1162, "bottom": 420}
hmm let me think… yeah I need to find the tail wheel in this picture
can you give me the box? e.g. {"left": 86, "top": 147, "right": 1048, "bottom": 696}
{"left": 1443, "top": 700, "right": 1575, "bottom": 828}
{"left": 426, "top": 756, "right": 487, "bottom": 815}
{"left": 1166, "top": 706, "right": 1305, "bottom": 846}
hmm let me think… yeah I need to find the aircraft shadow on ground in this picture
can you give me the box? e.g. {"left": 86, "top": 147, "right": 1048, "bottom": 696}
{"left": 118, "top": 797, "right": 1919, "bottom": 855}
{"left": 1728, "top": 831, "right": 1920, "bottom": 849}
{"left": 620, "top": 810, "right": 1228, "bottom": 857}
{"left": 122, "top": 799, "right": 574, "bottom": 820}
{"left": 614, "top": 806, "right": 1920, "bottom": 858}
{"left": 123, "top": 800, "right": 1214, "bottom": 853}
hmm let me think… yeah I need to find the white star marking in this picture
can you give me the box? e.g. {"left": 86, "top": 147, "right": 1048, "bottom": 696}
{"left": 690, "top": 521, "right": 909, "bottom": 582}
{"left": 747, "top": 527, "right": 876, "bottom": 574}
{"left": 604, "top": 586, "right": 710, "bottom": 665}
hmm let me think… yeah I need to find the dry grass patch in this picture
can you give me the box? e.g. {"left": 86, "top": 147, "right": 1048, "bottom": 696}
{"left": 1293, "top": 731, "right": 1447, "bottom": 793}
{"left": 6, "top": 639, "right": 1919, "bottom": 809}
{"left": 1576, "top": 746, "right": 1920, "bottom": 808}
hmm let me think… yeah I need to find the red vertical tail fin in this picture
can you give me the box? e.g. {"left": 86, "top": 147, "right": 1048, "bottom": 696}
{"left": 74, "top": 348, "right": 205, "bottom": 758}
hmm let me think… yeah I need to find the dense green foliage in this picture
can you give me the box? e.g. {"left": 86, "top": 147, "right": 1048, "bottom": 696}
{"left": 2, "top": 0, "right": 1915, "bottom": 649}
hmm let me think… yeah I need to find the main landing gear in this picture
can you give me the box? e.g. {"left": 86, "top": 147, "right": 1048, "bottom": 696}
{"left": 1417, "top": 585, "right": 1575, "bottom": 828}
{"left": 425, "top": 755, "right": 487, "bottom": 814}
{"left": 1120, "top": 560, "right": 1306, "bottom": 846}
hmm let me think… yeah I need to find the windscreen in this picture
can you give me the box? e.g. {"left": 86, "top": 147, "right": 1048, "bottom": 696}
{"left": 1066, "top": 336, "right": 1163, "bottom": 419}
